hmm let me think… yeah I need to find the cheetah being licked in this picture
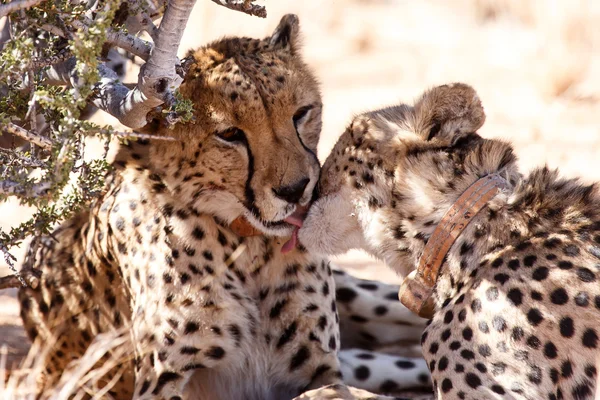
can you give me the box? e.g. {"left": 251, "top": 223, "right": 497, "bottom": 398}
{"left": 298, "top": 83, "right": 600, "bottom": 399}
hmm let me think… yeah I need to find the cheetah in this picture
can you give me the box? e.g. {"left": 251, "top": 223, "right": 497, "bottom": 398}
{"left": 298, "top": 83, "right": 600, "bottom": 399}
{"left": 17, "top": 14, "right": 428, "bottom": 400}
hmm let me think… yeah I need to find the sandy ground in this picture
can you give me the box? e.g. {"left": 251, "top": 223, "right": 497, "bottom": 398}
{"left": 1, "top": 0, "right": 600, "bottom": 387}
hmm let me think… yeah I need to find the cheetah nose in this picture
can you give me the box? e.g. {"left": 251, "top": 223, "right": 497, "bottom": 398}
{"left": 272, "top": 177, "right": 310, "bottom": 204}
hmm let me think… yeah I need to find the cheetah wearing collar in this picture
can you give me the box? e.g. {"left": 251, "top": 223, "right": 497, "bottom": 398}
{"left": 17, "top": 14, "right": 429, "bottom": 400}
{"left": 299, "top": 83, "right": 600, "bottom": 399}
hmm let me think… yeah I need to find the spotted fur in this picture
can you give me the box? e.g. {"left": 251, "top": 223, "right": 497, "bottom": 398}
{"left": 299, "top": 83, "right": 600, "bottom": 399}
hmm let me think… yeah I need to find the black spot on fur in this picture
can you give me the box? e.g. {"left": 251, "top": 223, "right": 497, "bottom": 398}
{"left": 152, "top": 372, "right": 181, "bottom": 395}
{"left": 577, "top": 267, "right": 596, "bottom": 282}
{"left": 582, "top": 328, "right": 598, "bottom": 348}
{"left": 550, "top": 288, "right": 569, "bottom": 305}
{"left": 354, "top": 365, "right": 370, "bottom": 381}
{"left": 184, "top": 322, "right": 200, "bottom": 334}
{"left": 507, "top": 288, "right": 523, "bottom": 306}
{"left": 205, "top": 346, "right": 226, "bottom": 359}
{"left": 277, "top": 322, "right": 298, "bottom": 349}
{"left": 289, "top": 346, "right": 310, "bottom": 371}
{"left": 532, "top": 267, "right": 549, "bottom": 281}
{"left": 379, "top": 380, "right": 400, "bottom": 393}
{"left": 336, "top": 287, "right": 357, "bottom": 302}
{"left": 559, "top": 317, "right": 575, "bottom": 338}
{"left": 192, "top": 226, "right": 205, "bottom": 240}
{"left": 465, "top": 373, "right": 481, "bottom": 388}
{"left": 527, "top": 308, "right": 544, "bottom": 326}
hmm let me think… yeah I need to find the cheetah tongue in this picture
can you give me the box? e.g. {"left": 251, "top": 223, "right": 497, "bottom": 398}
{"left": 281, "top": 205, "right": 309, "bottom": 254}
{"left": 281, "top": 228, "right": 298, "bottom": 254}
{"left": 283, "top": 204, "right": 308, "bottom": 229}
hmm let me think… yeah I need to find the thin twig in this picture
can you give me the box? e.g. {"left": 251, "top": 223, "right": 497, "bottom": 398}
{"left": 0, "top": 267, "right": 41, "bottom": 289}
{"left": 39, "top": 23, "right": 65, "bottom": 38}
{"left": 2, "top": 122, "right": 53, "bottom": 150}
{"left": 210, "top": 0, "right": 266, "bottom": 18}
{"left": 0, "top": 179, "right": 51, "bottom": 197}
{"left": 0, "top": 0, "right": 45, "bottom": 19}
{"left": 0, "top": 147, "right": 46, "bottom": 168}
{"left": 0, "top": 242, "right": 30, "bottom": 288}
{"left": 71, "top": 18, "right": 153, "bottom": 61}
{"left": 139, "top": 11, "right": 159, "bottom": 40}
{"left": 28, "top": 48, "right": 72, "bottom": 70}
{"left": 25, "top": 71, "right": 40, "bottom": 160}
{"left": 110, "top": 131, "right": 177, "bottom": 141}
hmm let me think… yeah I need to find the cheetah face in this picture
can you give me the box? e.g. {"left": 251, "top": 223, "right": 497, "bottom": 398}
{"left": 153, "top": 15, "right": 322, "bottom": 237}
{"left": 299, "top": 84, "right": 490, "bottom": 274}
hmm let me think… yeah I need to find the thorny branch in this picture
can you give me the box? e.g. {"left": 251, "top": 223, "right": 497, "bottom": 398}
{"left": 71, "top": 18, "right": 153, "bottom": 61}
{"left": 0, "top": 179, "right": 51, "bottom": 197}
{"left": 0, "top": 266, "right": 40, "bottom": 289}
{"left": 0, "top": 148, "right": 46, "bottom": 168}
{"left": 2, "top": 122, "right": 52, "bottom": 150}
{"left": 0, "top": 0, "right": 44, "bottom": 19}
{"left": 210, "top": 0, "right": 266, "bottom": 18}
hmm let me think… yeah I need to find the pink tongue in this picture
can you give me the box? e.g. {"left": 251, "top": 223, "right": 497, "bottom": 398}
{"left": 280, "top": 205, "right": 308, "bottom": 254}
{"left": 281, "top": 228, "right": 298, "bottom": 254}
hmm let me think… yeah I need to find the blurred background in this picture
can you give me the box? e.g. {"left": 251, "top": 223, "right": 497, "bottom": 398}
{"left": 2, "top": 0, "right": 600, "bottom": 368}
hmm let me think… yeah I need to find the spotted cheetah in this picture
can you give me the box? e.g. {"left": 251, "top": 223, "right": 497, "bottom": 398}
{"left": 298, "top": 83, "right": 600, "bottom": 399}
{"left": 17, "top": 15, "right": 429, "bottom": 400}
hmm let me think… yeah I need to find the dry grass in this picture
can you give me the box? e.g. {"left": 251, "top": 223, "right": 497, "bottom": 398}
{"left": 1, "top": 0, "right": 600, "bottom": 397}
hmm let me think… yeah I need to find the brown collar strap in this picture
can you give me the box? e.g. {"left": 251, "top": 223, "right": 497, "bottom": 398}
{"left": 230, "top": 216, "right": 263, "bottom": 237}
{"left": 399, "top": 174, "right": 509, "bottom": 319}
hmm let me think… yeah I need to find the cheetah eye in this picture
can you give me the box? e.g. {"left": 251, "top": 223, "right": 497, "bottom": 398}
{"left": 293, "top": 105, "right": 313, "bottom": 129}
{"left": 215, "top": 127, "right": 246, "bottom": 143}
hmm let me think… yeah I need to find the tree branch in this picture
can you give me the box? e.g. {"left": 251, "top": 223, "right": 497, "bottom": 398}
{"left": 0, "top": 267, "right": 41, "bottom": 289}
{"left": 71, "top": 18, "right": 153, "bottom": 61}
{"left": 0, "top": 147, "right": 46, "bottom": 167}
{"left": 109, "top": 130, "right": 178, "bottom": 142}
{"left": 210, "top": 0, "right": 266, "bottom": 18}
{"left": 44, "top": 0, "right": 196, "bottom": 129}
{"left": 139, "top": 11, "right": 160, "bottom": 40}
{"left": 0, "top": 179, "right": 51, "bottom": 197}
{"left": 2, "top": 122, "right": 52, "bottom": 150}
{"left": 28, "top": 48, "right": 72, "bottom": 71}
{"left": 139, "top": 0, "right": 195, "bottom": 106}
{"left": 0, "top": 0, "right": 44, "bottom": 19}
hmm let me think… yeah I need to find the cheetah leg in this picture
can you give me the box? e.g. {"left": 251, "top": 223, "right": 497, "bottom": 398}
{"left": 332, "top": 268, "right": 425, "bottom": 352}
{"left": 339, "top": 349, "right": 431, "bottom": 395}
{"left": 130, "top": 310, "right": 193, "bottom": 400}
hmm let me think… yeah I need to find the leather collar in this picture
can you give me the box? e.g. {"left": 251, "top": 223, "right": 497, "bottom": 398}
{"left": 399, "top": 174, "right": 509, "bottom": 319}
{"left": 230, "top": 216, "right": 263, "bottom": 237}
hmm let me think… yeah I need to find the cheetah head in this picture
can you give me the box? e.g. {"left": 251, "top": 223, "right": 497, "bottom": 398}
{"left": 145, "top": 15, "right": 321, "bottom": 237}
{"left": 298, "top": 83, "right": 517, "bottom": 276}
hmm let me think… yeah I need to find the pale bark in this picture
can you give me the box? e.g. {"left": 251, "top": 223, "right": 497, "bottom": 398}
{"left": 210, "top": 0, "right": 266, "bottom": 18}
{"left": 0, "top": 0, "right": 44, "bottom": 19}
{"left": 71, "top": 19, "right": 154, "bottom": 61}
{"left": 0, "top": 267, "right": 40, "bottom": 289}
{"left": 0, "top": 180, "right": 51, "bottom": 197}
{"left": 2, "top": 122, "right": 52, "bottom": 150}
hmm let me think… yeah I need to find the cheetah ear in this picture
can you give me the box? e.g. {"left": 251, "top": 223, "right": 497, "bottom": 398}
{"left": 410, "top": 83, "right": 485, "bottom": 144}
{"left": 270, "top": 14, "right": 300, "bottom": 55}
